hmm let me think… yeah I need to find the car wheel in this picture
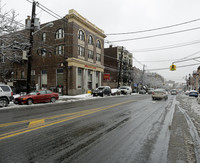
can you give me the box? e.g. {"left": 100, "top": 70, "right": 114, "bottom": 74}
{"left": 51, "top": 97, "right": 56, "bottom": 103}
{"left": 0, "top": 98, "right": 8, "bottom": 107}
{"left": 27, "top": 99, "right": 33, "bottom": 105}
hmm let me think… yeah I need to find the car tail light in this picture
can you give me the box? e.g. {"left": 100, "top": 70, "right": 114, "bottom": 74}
{"left": 152, "top": 92, "right": 154, "bottom": 95}
{"left": 11, "top": 92, "right": 13, "bottom": 96}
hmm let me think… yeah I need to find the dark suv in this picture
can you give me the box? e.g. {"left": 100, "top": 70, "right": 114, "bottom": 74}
{"left": 92, "top": 86, "right": 111, "bottom": 97}
{"left": 0, "top": 84, "right": 14, "bottom": 107}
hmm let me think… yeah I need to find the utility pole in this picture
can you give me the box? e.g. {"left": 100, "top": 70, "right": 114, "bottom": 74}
{"left": 26, "top": 1, "right": 36, "bottom": 94}
{"left": 117, "top": 46, "right": 123, "bottom": 88}
{"left": 141, "top": 64, "right": 145, "bottom": 87}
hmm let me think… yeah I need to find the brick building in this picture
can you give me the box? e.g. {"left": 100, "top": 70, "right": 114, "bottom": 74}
{"left": 5, "top": 9, "right": 106, "bottom": 95}
{"left": 103, "top": 46, "right": 133, "bottom": 88}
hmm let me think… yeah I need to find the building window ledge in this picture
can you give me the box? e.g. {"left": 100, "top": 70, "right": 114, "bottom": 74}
{"left": 78, "top": 55, "right": 85, "bottom": 60}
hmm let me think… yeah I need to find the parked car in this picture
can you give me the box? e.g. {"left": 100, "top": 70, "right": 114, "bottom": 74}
{"left": 189, "top": 90, "right": 198, "bottom": 97}
{"left": 185, "top": 90, "right": 190, "bottom": 95}
{"left": 119, "top": 86, "right": 132, "bottom": 95}
{"left": 139, "top": 89, "right": 146, "bottom": 94}
{"left": 152, "top": 89, "right": 168, "bottom": 100}
{"left": 147, "top": 88, "right": 154, "bottom": 94}
{"left": 0, "top": 84, "right": 14, "bottom": 107}
{"left": 171, "top": 89, "right": 177, "bottom": 95}
{"left": 111, "top": 88, "right": 121, "bottom": 96}
{"left": 92, "top": 86, "right": 111, "bottom": 97}
{"left": 14, "top": 89, "right": 59, "bottom": 105}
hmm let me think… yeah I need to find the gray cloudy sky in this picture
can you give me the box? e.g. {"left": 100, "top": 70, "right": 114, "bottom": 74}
{"left": 4, "top": 0, "right": 200, "bottom": 83}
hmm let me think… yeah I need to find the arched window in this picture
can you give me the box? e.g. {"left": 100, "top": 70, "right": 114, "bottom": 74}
{"left": 96, "top": 40, "right": 101, "bottom": 49}
{"left": 42, "top": 33, "right": 46, "bottom": 42}
{"left": 78, "top": 30, "right": 85, "bottom": 41}
{"left": 88, "top": 35, "right": 94, "bottom": 45}
{"left": 55, "top": 28, "right": 64, "bottom": 39}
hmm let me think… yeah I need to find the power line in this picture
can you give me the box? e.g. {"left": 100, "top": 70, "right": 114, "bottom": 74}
{"left": 107, "top": 26, "right": 200, "bottom": 43}
{"left": 147, "top": 63, "right": 200, "bottom": 71}
{"left": 133, "top": 51, "right": 200, "bottom": 67}
{"left": 180, "top": 50, "right": 200, "bottom": 60}
{"left": 139, "top": 59, "right": 177, "bottom": 63}
{"left": 106, "top": 18, "right": 200, "bottom": 35}
{"left": 131, "top": 40, "right": 200, "bottom": 52}
{"left": 37, "top": 3, "right": 63, "bottom": 20}
{"left": 133, "top": 56, "right": 143, "bottom": 66}
{"left": 173, "top": 56, "right": 200, "bottom": 64}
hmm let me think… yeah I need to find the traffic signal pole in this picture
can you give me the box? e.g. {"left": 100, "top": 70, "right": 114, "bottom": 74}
{"left": 26, "top": 1, "right": 36, "bottom": 94}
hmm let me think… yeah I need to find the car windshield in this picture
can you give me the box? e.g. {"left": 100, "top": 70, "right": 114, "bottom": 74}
{"left": 120, "top": 87, "right": 127, "bottom": 89}
{"left": 29, "top": 91, "right": 38, "bottom": 95}
{"left": 154, "top": 89, "right": 165, "bottom": 93}
{"left": 98, "top": 87, "right": 104, "bottom": 90}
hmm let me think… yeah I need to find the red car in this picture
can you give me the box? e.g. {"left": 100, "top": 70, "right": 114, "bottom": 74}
{"left": 14, "top": 90, "right": 59, "bottom": 105}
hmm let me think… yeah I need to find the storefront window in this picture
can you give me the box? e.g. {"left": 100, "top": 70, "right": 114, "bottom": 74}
{"left": 96, "top": 71, "right": 99, "bottom": 88}
{"left": 88, "top": 70, "right": 92, "bottom": 90}
{"left": 78, "top": 68, "right": 83, "bottom": 88}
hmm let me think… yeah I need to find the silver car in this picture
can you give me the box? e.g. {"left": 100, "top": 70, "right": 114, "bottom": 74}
{"left": 0, "top": 84, "right": 14, "bottom": 107}
{"left": 152, "top": 89, "right": 168, "bottom": 100}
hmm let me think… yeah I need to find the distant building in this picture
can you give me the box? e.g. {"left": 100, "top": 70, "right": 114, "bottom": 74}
{"left": 103, "top": 46, "right": 133, "bottom": 88}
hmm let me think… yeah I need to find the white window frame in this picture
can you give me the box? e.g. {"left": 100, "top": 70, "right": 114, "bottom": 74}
{"left": 88, "top": 35, "right": 93, "bottom": 45}
{"left": 56, "top": 28, "right": 64, "bottom": 39}
{"left": 78, "top": 45, "right": 85, "bottom": 57}
{"left": 56, "top": 45, "right": 64, "bottom": 55}
{"left": 88, "top": 50, "right": 94, "bottom": 59}
{"left": 42, "top": 32, "right": 46, "bottom": 42}
{"left": 96, "top": 53, "right": 101, "bottom": 62}
{"left": 96, "top": 40, "right": 101, "bottom": 49}
{"left": 78, "top": 30, "right": 85, "bottom": 41}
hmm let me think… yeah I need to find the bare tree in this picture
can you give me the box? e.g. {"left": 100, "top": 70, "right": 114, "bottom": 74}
{"left": 0, "top": 5, "right": 29, "bottom": 83}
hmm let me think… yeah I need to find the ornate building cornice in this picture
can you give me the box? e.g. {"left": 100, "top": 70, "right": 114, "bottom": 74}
{"left": 65, "top": 9, "right": 106, "bottom": 39}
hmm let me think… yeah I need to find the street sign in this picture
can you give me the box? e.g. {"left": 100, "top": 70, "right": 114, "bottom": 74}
{"left": 170, "top": 64, "right": 176, "bottom": 71}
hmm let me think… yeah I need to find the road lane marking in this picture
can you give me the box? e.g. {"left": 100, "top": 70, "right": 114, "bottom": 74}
{"left": 0, "top": 100, "right": 135, "bottom": 140}
{"left": 28, "top": 119, "right": 45, "bottom": 128}
{"left": 0, "top": 105, "right": 116, "bottom": 128}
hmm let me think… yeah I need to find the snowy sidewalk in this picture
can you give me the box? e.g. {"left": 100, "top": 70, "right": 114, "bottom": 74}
{"left": 1, "top": 93, "right": 139, "bottom": 110}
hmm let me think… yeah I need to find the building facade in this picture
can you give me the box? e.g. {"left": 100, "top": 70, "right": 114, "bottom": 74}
{"left": 103, "top": 46, "right": 133, "bottom": 88}
{"left": 2, "top": 9, "right": 106, "bottom": 95}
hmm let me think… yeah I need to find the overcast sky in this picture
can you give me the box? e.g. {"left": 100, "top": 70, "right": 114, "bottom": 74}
{"left": 3, "top": 0, "right": 200, "bottom": 83}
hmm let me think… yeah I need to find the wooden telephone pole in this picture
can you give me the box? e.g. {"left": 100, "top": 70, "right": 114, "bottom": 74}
{"left": 117, "top": 47, "right": 123, "bottom": 88}
{"left": 26, "top": 1, "right": 36, "bottom": 94}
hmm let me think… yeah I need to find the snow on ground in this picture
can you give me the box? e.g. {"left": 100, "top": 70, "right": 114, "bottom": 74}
{"left": 177, "top": 93, "right": 200, "bottom": 139}
{"left": 179, "top": 94, "right": 200, "bottom": 117}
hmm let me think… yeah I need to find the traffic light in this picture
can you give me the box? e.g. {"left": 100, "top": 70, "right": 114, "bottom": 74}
{"left": 170, "top": 64, "right": 176, "bottom": 71}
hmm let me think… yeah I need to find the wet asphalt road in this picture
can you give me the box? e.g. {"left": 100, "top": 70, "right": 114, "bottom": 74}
{"left": 0, "top": 94, "right": 179, "bottom": 163}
